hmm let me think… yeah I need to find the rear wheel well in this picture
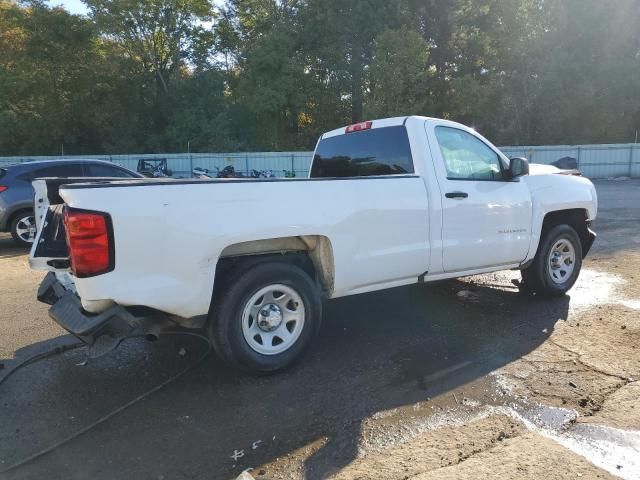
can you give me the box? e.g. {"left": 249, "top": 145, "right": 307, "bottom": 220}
{"left": 212, "top": 236, "right": 335, "bottom": 302}
{"left": 541, "top": 209, "right": 591, "bottom": 254}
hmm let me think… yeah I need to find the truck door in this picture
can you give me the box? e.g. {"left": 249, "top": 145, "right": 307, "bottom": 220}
{"left": 426, "top": 122, "right": 532, "bottom": 272}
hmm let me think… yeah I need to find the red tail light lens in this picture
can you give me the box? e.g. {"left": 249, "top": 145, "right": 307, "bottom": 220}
{"left": 345, "top": 121, "right": 372, "bottom": 133}
{"left": 63, "top": 207, "right": 114, "bottom": 278}
{"left": 0, "top": 186, "right": 7, "bottom": 193}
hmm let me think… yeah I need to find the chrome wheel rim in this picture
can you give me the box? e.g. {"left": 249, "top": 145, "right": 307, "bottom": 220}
{"left": 547, "top": 238, "right": 576, "bottom": 284}
{"left": 241, "top": 284, "right": 305, "bottom": 355}
{"left": 15, "top": 215, "right": 36, "bottom": 243}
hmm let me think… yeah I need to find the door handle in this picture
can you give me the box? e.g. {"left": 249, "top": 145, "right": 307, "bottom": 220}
{"left": 445, "top": 191, "right": 468, "bottom": 199}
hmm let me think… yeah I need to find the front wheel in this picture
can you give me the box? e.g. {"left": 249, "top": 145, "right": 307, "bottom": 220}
{"left": 10, "top": 211, "right": 36, "bottom": 247}
{"left": 521, "top": 224, "right": 583, "bottom": 297}
{"left": 208, "top": 261, "right": 322, "bottom": 373}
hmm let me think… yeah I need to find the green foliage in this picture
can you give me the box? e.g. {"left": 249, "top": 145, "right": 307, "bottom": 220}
{"left": 0, "top": 0, "right": 639, "bottom": 155}
{"left": 0, "top": 1, "right": 104, "bottom": 154}
{"left": 366, "top": 28, "right": 432, "bottom": 118}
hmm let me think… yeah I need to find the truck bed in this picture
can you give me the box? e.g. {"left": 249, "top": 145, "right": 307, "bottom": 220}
{"left": 33, "top": 174, "right": 431, "bottom": 318}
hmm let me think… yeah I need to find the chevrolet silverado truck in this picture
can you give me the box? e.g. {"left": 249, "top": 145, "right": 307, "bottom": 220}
{"left": 29, "top": 116, "right": 597, "bottom": 372}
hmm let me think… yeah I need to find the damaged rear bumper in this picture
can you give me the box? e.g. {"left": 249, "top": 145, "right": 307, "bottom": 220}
{"left": 37, "top": 272, "right": 154, "bottom": 357}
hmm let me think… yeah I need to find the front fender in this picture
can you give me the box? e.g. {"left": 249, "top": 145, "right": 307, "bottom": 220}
{"left": 522, "top": 175, "right": 598, "bottom": 264}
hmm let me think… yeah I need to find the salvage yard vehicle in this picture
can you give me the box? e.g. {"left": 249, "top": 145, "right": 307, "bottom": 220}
{"left": 136, "top": 158, "right": 172, "bottom": 178}
{"left": 29, "top": 116, "right": 597, "bottom": 373}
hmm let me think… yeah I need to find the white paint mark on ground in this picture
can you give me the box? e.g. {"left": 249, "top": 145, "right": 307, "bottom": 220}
{"left": 499, "top": 404, "right": 640, "bottom": 480}
{"left": 568, "top": 269, "right": 624, "bottom": 311}
{"left": 489, "top": 374, "right": 640, "bottom": 480}
{"left": 621, "top": 299, "right": 640, "bottom": 310}
{"left": 556, "top": 424, "right": 640, "bottom": 480}
{"left": 360, "top": 371, "right": 640, "bottom": 480}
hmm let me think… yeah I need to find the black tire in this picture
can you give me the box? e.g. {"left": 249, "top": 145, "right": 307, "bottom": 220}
{"left": 208, "top": 261, "right": 322, "bottom": 373}
{"left": 521, "top": 224, "right": 583, "bottom": 297}
{"left": 10, "top": 210, "right": 36, "bottom": 247}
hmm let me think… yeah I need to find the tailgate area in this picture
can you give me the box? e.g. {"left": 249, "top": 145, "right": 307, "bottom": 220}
{"left": 33, "top": 204, "right": 68, "bottom": 259}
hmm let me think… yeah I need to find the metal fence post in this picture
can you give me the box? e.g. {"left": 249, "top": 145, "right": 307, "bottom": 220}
{"left": 189, "top": 152, "right": 193, "bottom": 176}
{"left": 291, "top": 154, "right": 295, "bottom": 176}
{"left": 576, "top": 146, "right": 582, "bottom": 169}
{"left": 245, "top": 154, "right": 249, "bottom": 175}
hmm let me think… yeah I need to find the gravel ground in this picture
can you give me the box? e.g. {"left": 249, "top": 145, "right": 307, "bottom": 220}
{"left": 0, "top": 179, "right": 639, "bottom": 480}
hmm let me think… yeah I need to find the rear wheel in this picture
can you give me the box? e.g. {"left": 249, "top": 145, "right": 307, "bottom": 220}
{"left": 521, "top": 224, "right": 583, "bottom": 297}
{"left": 10, "top": 211, "right": 36, "bottom": 246}
{"left": 208, "top": 261, "right": 322, "bottom": 373}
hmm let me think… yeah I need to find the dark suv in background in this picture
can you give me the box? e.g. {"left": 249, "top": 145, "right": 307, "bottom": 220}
{"left": 0, "top": 160, "right": 142, "bottom": 246}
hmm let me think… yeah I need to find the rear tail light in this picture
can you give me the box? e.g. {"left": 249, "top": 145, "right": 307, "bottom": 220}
{"left": 0, "top": 186, "right": 7, "bottom": 193}
{"left": 345, "top": 121, "right": 372, "bottom": 133}
{"left": 63, "top": 207, "right": 114, "bottom": 277}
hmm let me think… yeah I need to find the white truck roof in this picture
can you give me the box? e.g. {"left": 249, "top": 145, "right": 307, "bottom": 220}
{"left": 320, "top": 116, "right": 409, "bottom": 139}
{"left": 319, "top": 115, "right": 476, "bottom": 140}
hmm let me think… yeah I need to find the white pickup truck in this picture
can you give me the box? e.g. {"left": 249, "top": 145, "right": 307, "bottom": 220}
{"left": 30, "top": 116, "right": 597, "bottom": 372}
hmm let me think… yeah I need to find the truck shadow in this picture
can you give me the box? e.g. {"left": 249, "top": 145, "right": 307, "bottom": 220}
{"left": 301, "top": 279, "right": 569, "bottom": 479}
{"left": 0, "top": 277, "right": 569, "bottom": 480}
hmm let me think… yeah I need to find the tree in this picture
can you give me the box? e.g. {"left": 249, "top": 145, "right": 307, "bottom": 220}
{"left": 164, "top": 70, "right": 238, "bottom": 151}
{"left": 0, "top": 1, "right": 104, "bottom": 154}
{"left": 300, "top": 0, "right": 407, "bottom": 123}
{"left": 366, "top": 27, "right": 432, "bottom": 118}
{"left": 532, "top": 0, "right": 640, "bottom": 144}
{"left": 84, "top": 0, "right": 215, "bottom": 94}
{"left": 1, "top": 0, "right": 640, "bottom": 155}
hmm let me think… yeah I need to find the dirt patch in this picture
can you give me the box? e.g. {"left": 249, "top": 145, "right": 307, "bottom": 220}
{"left": 579, "top": 382, "right": 640, "bottom": 431}
{"left": 498, "top": 339, "right": 626, "bottom": 415}
{"left": 553, "top": 304, "right": 640, "bottom": 381}
{"left": 496, "top": 256, "right": 640, "bottom": 417}
{"left": 251, "top": 415, "right": 524, "bottom": 480}
{"left": 330, "top": 415, "right": 523, "bottom": 480}
{"left": 412, "top": 432, "right": 616, "bottom": 480}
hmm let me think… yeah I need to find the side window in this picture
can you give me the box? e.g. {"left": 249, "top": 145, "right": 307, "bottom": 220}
{"left": 86, "top": 163, "right": 137, "bottom": 178}
{"left": 435, "top": 127, "right": 504, "bottom": 181}
{"left": 310, "top": 126, "right": 414, "bottom": 178}
{"left": 30, "top": 163, "right": 85, "bottom": 178}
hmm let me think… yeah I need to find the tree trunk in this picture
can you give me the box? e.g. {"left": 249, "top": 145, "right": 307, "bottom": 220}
{"left": 351, "top": 53, "right": 364, "bottom": 123}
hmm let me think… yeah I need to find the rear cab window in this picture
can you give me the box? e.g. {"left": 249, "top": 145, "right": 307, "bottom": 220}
{"left": 310, "top": 126, "right": 414, "bottom": 178}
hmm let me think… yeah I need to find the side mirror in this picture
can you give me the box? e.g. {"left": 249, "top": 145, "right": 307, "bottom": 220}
{"left": 509, "top": 157, "right": 529, "bottom": 178}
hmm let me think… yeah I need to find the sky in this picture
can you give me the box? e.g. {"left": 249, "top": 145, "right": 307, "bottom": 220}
{"left": 46, "top": 0, "right": 225, "bottom": 17}
{"left": 47, "top": 0, "right": 89, "bottom": 15}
